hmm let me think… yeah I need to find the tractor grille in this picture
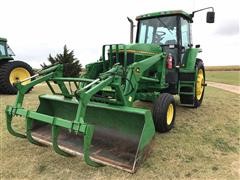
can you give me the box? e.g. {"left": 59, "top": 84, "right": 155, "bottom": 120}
{"left": 109, "top": 52, "right": 134, "bottom": 66}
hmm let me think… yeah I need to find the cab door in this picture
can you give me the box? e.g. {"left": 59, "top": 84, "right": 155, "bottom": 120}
{"left": 180, "top": 17, "right": 191, "bottom": 64}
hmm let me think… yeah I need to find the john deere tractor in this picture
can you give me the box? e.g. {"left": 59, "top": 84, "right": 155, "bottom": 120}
{"left": 0, "top": 37, "right": 34, "bottom": 94}
{"left": 5, "top": 8, "right": 215, "bottom": 173}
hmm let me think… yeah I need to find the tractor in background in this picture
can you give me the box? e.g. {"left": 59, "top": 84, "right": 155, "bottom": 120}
{"left": 0, "top": 37, "right": 34, "bottom": 94}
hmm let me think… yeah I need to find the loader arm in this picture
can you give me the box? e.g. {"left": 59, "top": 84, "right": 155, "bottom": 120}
{"left": 124, "top": 53, "right": 166, "bottom": 106}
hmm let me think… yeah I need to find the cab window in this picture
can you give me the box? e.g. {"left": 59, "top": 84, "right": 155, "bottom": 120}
{"left": 180, "top": 18, "right": 190, "bottom": 48}
{"left": 138, "top": 16, "right": 177, "bottom": 45}
{"left": 0, "top": 44, "right": 6, "bottom": 56}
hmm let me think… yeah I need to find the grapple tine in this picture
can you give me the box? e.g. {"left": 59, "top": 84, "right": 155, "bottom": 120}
{"left": 26, "top": 117, "right": 45, "bottom": 146}
{"left": 83, "top": 125, "right": 103, "bottom": 167}
{"left": 52, "top": 125, "right": 72, "bottom": 157}
{"left": 5, "top": 106, "right": 26, "bottom": 138}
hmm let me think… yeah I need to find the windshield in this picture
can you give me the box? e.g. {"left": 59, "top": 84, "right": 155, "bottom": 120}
{"left": 137, "top": 16, "right": 177, "bottom": 45}
{"left": 0, "top": 43, "right": 7, "bottom": 56}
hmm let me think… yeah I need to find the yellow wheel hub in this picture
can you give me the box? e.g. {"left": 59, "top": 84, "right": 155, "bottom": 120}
{"left": 167, "top": 103, "right": 174, "bottom": 125}
{"left": 9, "top": 67, "right": 31, "bottom": 85}
{"left": 196, "top": 69, "right": 204, "bottom": 100}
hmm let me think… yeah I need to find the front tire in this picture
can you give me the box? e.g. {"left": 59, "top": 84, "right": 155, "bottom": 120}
{"left": 153, "top": 93, "right": 176, "bottom": 132}
{"left": 0, "top": 61, "right": 34, "bottom": 94}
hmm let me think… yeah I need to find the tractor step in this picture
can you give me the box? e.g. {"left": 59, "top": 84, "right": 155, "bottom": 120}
{"left": 178, "top": 103, "right": 194, "bottom": 107}
{"left": 179, "top": 92, "right": 194, "bottom": 95}
{"left": 178, "top": 80, "right": 195, "bottom": 84}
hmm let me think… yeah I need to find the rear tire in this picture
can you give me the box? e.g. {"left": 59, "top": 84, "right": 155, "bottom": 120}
{"left": 153, "top": 93, "right": 176, "bottom": 132}
{"left": 0, "top": 61, "right": 34, "bottom": 94}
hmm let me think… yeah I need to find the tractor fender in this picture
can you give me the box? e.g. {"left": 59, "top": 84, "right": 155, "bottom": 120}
{"left": 181, "top": 48, "right": 201, "bottom": 71}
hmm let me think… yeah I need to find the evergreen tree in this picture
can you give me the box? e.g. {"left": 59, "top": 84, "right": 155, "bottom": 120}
{"left": 41, "top": 45, "right": 82, "bottom": 77}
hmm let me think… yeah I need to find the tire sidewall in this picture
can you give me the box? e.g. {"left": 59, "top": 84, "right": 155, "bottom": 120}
{"left": 194, "top": 59, "right": 205, "bottom": 107}
{"left": 163, "top": 97, "right": 176, "bottom": 131}
{"left": 153, "top": 93, "right": 176, "bottom": 132}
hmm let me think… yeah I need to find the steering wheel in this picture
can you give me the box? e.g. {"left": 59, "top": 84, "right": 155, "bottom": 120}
{"left": 153, "top": 31, "right": 166, "bottom": 44}
{"left": 156, "top": 30, "right": 166, "bottom": 36}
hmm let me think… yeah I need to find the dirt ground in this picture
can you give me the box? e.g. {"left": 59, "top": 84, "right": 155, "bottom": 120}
{"left": 207, "top": 81, "right": 240, "bottom": 94}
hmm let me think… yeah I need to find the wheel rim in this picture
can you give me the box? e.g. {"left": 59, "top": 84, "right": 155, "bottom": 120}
{"left": 167, "top": 103, "right": 174, "bottom": 125}
{"left": 196, "top": 69, "right": 204, "bottom": 100}
{"left": 9, "top": 67, "right": 31, "bottom": 85}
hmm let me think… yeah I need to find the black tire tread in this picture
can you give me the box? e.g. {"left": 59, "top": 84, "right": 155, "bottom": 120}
{"left": 153, "top": 93, "right": 176, "bottom": 133}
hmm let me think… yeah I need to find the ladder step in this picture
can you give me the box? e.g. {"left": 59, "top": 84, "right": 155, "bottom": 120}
{"left": 179, "top": 81, "right": 195, "bottom": 84}
{"left": 179, "top": 92, "right": 194, "bottom": 95}
{"left": 179, "top": 103, "right": 194, "bottom": 107}
{"left": 179, "top": 84, "right": 195, "bottom": 88}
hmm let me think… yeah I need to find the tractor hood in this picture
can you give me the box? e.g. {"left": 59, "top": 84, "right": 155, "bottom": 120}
{"left": 101, "top": 43, "right": 163, "bottom": 68}
{"left": 107, "top": 43, "right": 163, "bottom": 67}
{"left": 114, "top": 43, "right": 162, "bottom": 56}
{"left": 125, "top": 43, "right": 162, "bottom": 55}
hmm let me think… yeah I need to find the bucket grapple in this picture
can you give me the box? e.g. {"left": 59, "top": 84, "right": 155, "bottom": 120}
{"left": 5, "top": 44, "right": 167, "bottom": 172}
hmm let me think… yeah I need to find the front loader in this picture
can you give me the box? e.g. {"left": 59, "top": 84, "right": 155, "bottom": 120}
{"left": 5, "top": 8, "right": 215, "bottom": 173}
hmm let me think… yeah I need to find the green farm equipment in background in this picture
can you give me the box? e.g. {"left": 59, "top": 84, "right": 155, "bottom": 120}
{"left": 5, "top": 8, "right": 215, "bottom": 173}
{"left": 0, "top": 37, "right": 34, "bottom": 94}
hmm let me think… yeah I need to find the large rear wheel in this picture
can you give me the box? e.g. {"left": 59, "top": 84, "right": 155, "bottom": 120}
{"left": 0, "top": 61, "right": 34, "bottom": 94}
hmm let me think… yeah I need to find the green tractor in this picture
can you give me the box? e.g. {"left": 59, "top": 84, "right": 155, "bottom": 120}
{"left": 0, "top": 37, "right": 34, "bottom": 94}
{"left": 5, "top": 8, "right": 214, "bottom": 173}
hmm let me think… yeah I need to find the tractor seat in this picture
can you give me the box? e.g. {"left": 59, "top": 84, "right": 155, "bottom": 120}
{"left": 162, "top": 40, "right": 178, "bottom": 66}
{"left": 165, "top": 40, "right": 177, "bottom": 45}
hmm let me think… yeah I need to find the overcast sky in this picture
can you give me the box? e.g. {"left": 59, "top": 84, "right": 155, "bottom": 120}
{"left": 1, "top": 0, "right": 239, "bottom": 68}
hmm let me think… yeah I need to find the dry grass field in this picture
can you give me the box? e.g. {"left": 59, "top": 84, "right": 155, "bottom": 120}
{"left": 1, "top": 84, "right": 239, "bottom": 179}
{"left": 205, "top": 66, "right": 240, "bottom": 86}
{"left": 205, "top": 65, "right": 240, "bottom": 71}
{"left": 206, "top": 71, "right": 240, "bottom": 86}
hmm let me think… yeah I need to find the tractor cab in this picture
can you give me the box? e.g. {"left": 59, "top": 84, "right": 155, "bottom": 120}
{"left": 136, "top": 11, "right": 192, "bottom": 66}
{"left": 134, "top": 9, "right": 214, "bottom": 67}
{"left": 0, "top": 38, "right": 14, "bottom": 61}
{"left": 0, "top": 38, "right": 7, "bottom": 57}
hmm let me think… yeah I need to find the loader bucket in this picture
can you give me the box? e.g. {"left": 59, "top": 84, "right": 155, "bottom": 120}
{"left": 30, "top": 95, "right": 155, "bottom": 173}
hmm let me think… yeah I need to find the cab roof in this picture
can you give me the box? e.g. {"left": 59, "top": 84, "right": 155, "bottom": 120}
{"left": 0, "top": 37, "right": 7, "bottom": 42}
{"left": 136, "top": 10, "right": 193, "bottom": 22}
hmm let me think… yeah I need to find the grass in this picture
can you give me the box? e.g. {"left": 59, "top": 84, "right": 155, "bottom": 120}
{"left": 206, "top": 65, "right": 240, "bottom": 71}
{"left": 206, "top": 71, "right": 240, "bottom": 85}
{"left": 1, "top": 85, "right": 240, "bottom": 179}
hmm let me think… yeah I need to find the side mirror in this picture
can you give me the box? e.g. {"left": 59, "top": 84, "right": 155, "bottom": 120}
{"left": 207, "top": 11, "right": 215, "bottom": 23}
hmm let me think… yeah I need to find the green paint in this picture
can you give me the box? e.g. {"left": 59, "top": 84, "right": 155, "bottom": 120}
{"left": 181, "top": 48, "right": 200, "bottom": 72}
